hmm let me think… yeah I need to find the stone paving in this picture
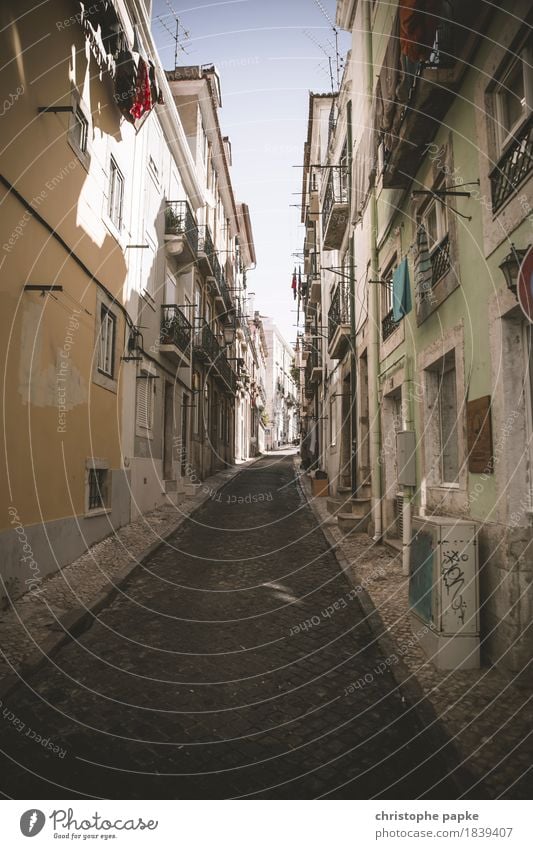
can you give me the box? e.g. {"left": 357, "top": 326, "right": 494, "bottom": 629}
{"left": 302, "top": 469, "right": 533, "bottom": 800}
{"left": 0, "top": 462, "right": 254, "bottom": 687}
{"left": 0, "top": 453, "right": 466, "bottom": 800}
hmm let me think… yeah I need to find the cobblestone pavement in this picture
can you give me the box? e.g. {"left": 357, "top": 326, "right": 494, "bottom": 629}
{"left": 0, "top": 462, "right": 254, "bottom": 687}
{"left": 0, "top": 454, "right": 473, "bottom": 799}
{"left": 303, "top": 470, "right": 533, "bottom": 800}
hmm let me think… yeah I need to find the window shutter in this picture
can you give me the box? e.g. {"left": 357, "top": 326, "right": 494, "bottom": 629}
{"left": 136, "top": 376, "right": 152, "bottom": 430}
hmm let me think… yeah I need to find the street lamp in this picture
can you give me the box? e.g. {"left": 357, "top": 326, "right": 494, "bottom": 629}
{"left": 499, "top": 244, "right": 527, "bottom": 297}
{"left": 223, "top": 322, "right": 236, "bottom": 346}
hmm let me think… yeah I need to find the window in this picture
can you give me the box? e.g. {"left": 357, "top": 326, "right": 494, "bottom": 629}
{"left": 330, "top": 395, "right": 337, "bottom": 447}
{"left": 490, "top": 37, "right": 533, "bottom": 212}
{"left": 72, "top": 107, "right": 88, "bottom": 153}
{"left": 136, "top": 373, "right": 154, "bottom": 432}
{"left": 193, "top": 371, "right": 201, "bottom": 434}
{"left": 88, "top": 468, "right": 106, "bottom": 510}
{"left": 421, "top": 184, "right": 450, "bottom": 287}
{"left": 98, "top": 306, "right": 115, "bottom": 377}
{"left": 85, "top": 459, "right": 110, "bottom": 514}
{"left": 381, "top": 257, "right": 399, "bottom": 341}
{"left": 108, "top": 157, "right": 124, "bottom": 230}
{"left": 494, "top": 41, "right": 533, "bottom": 152}
{"left": 422, "top": 190, "right": 448, "bottom": 254}
{"left": 148, "top": 154, "right": 159, "bottom": 183}
{"left": 428, "top": 354, "right": 460, "bottom": 485}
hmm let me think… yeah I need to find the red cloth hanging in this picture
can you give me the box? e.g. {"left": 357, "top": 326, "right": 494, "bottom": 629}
{"left": 399, "top": 0, "right": 440, "bottom": 63}
{"left": 291, "top": 268, "right": 297, "bottom": 300}
{"left": 130, "top": 56, "right": 152, "bottom": 121}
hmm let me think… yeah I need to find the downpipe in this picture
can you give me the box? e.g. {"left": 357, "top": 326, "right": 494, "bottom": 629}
{"left": 364, "top": 0, "right": 382, "bottom": 542}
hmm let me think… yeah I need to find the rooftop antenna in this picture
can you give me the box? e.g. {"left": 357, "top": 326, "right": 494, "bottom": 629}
{"left": 302, "top": 29, "right": 335, "bottom": 92}
{"left": 157, "top": 0, "right": 192, "bottom": 70}
{"left": 312, "top": 0, "right": 342, "bottom": 89}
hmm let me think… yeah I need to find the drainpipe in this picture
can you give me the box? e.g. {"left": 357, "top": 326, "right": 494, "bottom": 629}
{"left": 402, "top": 355, "right": 414, "bottom": 576}
{"left": 347, "top": 100, "right": 358, "bottom": 496}
{"left": 364, "top": 0, "right": 382, "bottom": 540}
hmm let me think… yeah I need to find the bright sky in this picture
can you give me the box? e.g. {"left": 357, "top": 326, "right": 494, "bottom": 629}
{"left": 151, "top": 0, "right": 349, "bottom": 345}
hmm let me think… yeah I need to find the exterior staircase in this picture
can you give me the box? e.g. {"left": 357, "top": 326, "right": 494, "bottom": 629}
{"left": 327, "top": 484, "right": 371, "bottom": 534}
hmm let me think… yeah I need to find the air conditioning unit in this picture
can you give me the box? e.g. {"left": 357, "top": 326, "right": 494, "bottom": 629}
{"left": 409, "top": 515, "right": 480, "bottom": 670}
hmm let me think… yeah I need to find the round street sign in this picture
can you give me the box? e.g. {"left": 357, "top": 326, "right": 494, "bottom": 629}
{"left": 518, "top": 245, "right": 533, "bottom": 323}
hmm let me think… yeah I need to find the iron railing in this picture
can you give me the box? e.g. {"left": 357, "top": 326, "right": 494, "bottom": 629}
{"left": 490, "top": 115, "right": 533, "bottom": 213}
{"left": 198, "top": 224, "right": 215, "bottom": 261}
{"left": 193, "top": 319, "right": 221, "bottom": 363}
{"left": 160, "top": 305, "right": 192, "bottom": 353}
{"left": 323, "top": 165, "right": 349, "bottom": 227}
{"left": 193, "top": 320, "right": 236, "bottom": 394}
{"left": 164, "top": 201, "right": 198, "bottom": 254}
{"left": 382, "top": 308, "right": 399, "bottom": 341}
{"left": 430, "top": 235, "right": 451, "bottom": 286}
{"left": 328, "top": 282, "right": 350, "bottom": 344}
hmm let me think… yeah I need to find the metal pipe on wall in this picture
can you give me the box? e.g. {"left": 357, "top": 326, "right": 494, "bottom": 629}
{"left": 364, "top": 0, "right": 382, "bottom": 541}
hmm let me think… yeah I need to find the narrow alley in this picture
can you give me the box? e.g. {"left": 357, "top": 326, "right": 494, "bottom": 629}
{"left": 0, "top": 455, "right": 462, "bottom": 800}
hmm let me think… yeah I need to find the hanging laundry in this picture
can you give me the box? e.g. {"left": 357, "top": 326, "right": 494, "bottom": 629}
{"left": 414, "top": 224, "right": 433, "bottom": 301}
{"left": 291, "top": 268, "right": 297, "bottom": 300}
{"left": 392, "top": 257, "right": 412, "bottom": 321}
{"left": 114, "top": 50, "right": 137, "bottom": 124}
{"left": 130, "top": 56, "right": 152, "bottom": 121}
{"left": 399, "top": 0, "right": 441, "bottom": 63}
{"left": 148, "top": 61, "right": 165, "bottom": 106}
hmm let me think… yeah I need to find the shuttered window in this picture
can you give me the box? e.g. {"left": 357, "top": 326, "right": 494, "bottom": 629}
{"left": 136, "top": 374, "right": 153, "bottom": 431}
{"left": 98, "top": 306, "right": 115, "bottom": 377}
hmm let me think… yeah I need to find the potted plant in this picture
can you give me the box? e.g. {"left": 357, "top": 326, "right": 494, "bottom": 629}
{"left": 165, "top": 206, "right": 183, "bottom": 235}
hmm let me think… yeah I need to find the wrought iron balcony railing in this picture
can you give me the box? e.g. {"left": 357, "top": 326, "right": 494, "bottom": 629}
{"left": 160, "top": 305, "right": 192, "bottom": 353}
{"left": 193, "top": 319, "right": 221, "bottom": 363}
{"left": 382, "top": 308, "right": 399, "bottom": 341}
{"left": 430, "top": 235, "right": 451, "bottom": 287}
{"left": 198, "top": 224, "right": 215, "bottom": 261}
{"left": 490, "top": 115, "right": 533, "bottom": 213}
{"left": 164, "top": 201, "right": 198, "bottom": 254}
{"left": 328, "top": 282, "right": 350, "bottom": 344}
{"left": 193, "top": 320, "right": 236, "bottom": 394}
{"left": 323, "top": 166, "right": 349, "bottom": 227}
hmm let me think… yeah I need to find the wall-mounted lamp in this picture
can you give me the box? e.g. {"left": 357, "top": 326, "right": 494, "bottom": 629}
{"left": 223, "top": 322, "right": 236, "bottom": 346}
{"left": 499, "top": 244, "right": 527, "bottom": 297}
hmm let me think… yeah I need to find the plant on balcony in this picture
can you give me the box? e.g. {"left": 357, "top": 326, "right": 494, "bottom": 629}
{"left": 165, "top": 206, "right": 183, "bottom": 235}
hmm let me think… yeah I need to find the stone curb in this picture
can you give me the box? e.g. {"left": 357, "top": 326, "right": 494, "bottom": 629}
{"left": 0, "top": 456, "right": 263, "bottom": 703}
{"left": 295, "top": 465, "right": 487, "bottom": 799}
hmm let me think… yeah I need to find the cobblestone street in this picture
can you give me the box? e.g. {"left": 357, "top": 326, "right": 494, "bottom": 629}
{"left": 0, "top": 454, "right": 471, "bottom": 799}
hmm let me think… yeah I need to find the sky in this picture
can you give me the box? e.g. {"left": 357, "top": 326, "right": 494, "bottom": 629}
{"left": 150, "top": 0, "right": 350, "bottom": 346}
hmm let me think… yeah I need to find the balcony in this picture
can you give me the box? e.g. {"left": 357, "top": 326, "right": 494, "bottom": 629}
{"left": 159, "top": 305, "right": 192, "bottom": 363}
{"left": 308, "top": 341, "right": 323, "bottom": 385}
{"left": 430, "top": 235, "right": 451, "bottom": 287}
{"left": 381, "top": 6, "right": 492, "bottom": 189}
{"left": 490, "top": 115, "right": 533, "bottom": 213}
{"left": 382, "top": 309, "right": 399, "bottom": 342}
{"left": 164, "top": 201, "right": 198, "bottom": 265}
{"left": 197, "top": 224, "right": 215, "bottom": 273}
{"left": 304, "top": 356, "right": 315, "bottom": 400}
{"left": 193, "top": 320, "right": 236, "bottom": 395}
{"left": 322, "top": 166, "right": 348, "bottom": 250}
{"left": 308, "top": 273, "right": 321, "bottom": 304}
{"left": 328, "top": 283, "right": 351, "bottom": 359}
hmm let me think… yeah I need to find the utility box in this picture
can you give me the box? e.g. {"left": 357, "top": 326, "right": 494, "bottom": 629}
{"left": 409, "top": 516, "right": 480, "bottom": 670}
{"left": 397, "top": 430, "right": 416, "bottom": 486}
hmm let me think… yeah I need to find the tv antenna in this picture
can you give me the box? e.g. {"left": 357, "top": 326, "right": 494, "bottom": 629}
{"left": 157, "top": 0, "right": 192, "bottom": 70}
{"left": 312, "top": 0, "right": 343, "bottom": 89}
